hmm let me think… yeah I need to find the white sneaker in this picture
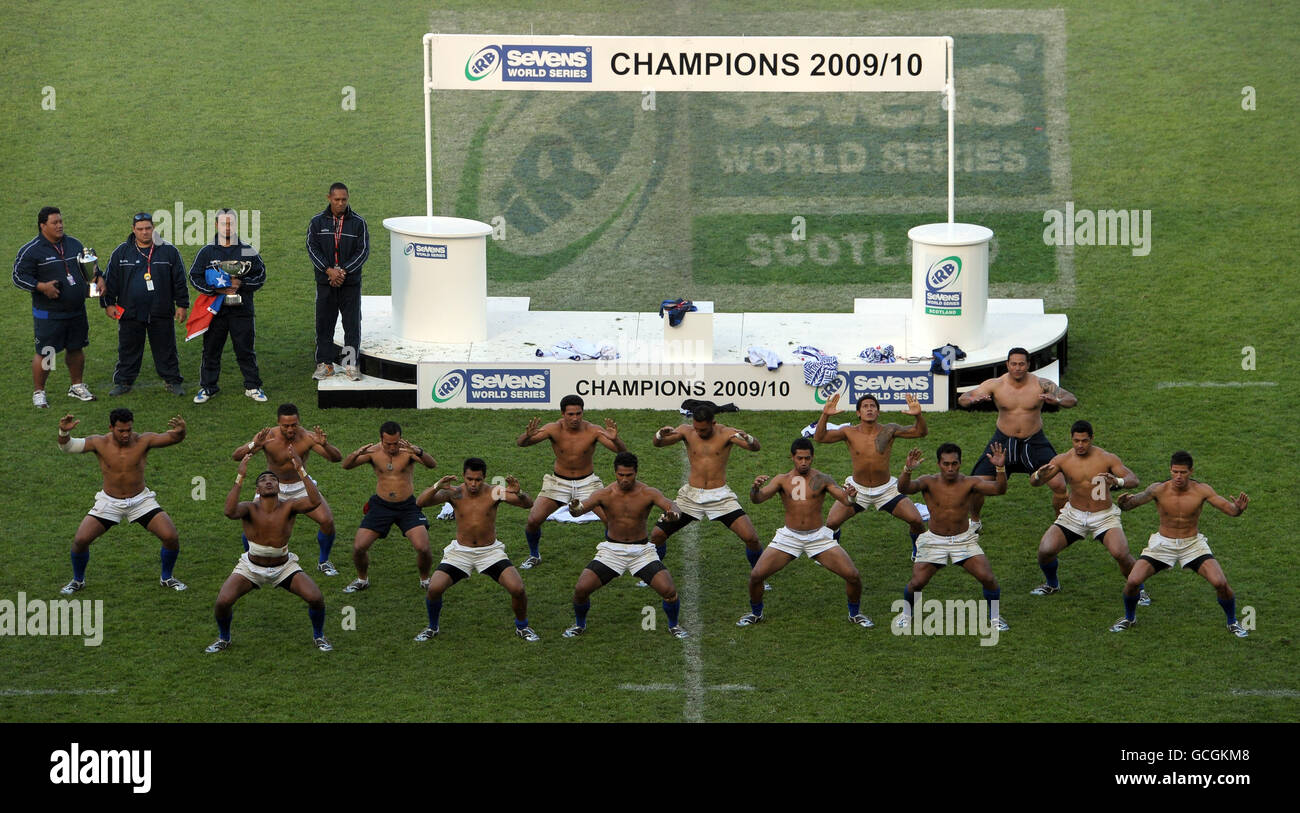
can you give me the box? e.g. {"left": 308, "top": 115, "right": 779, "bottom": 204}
{"left": 317, "top": 560, "right": 339, "bottom": 577}
{"left": 313, "top": 363, "right": 334, "bottom": 380}
{"left": 33, "top": 390, "right": 49, "bottom": 409}
{"left": 244, "top": 388, "right": 268, "bottom": 402}
{"left": 193, "top": 388, "right": 215, "bottom": 404}
{"left": 344, "top": 365, "right": 361, "bottom": 381}
{"left": 67, "top": 383, "right": 95, "bottom": 401}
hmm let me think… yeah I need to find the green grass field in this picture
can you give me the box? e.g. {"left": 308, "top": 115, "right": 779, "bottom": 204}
{"left": 0, "top": 1, "right": 1296, "bottom": 723}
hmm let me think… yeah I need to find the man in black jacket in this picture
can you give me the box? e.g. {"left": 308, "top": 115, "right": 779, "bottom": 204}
{"left": 11, "top": 206, "right": 99, "bottom": 408}
{"left": 104, "top": 212, "right": 189, "bottom": 396}
{"left": 188, "top": 208, "right": 267, "bottom": 404}
{"left": 306, "top": 183, "right": 369, "bottom": 382}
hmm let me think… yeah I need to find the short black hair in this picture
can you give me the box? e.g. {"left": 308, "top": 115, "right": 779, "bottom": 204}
{"left": 463, "top": 457, "right": 487, "bottom": 475}
{"left": 257, "top": 470, "right": 279, "bottom": 483}
{"left": 1171, "top": 450, "right": 1194, "bottom": 468}
{"left": 856, "top": 394, "right": 879, "bottom": 410}
{"left": 329, "top": 182, "right": 348, "bottom": 194}
{"left": 108, "top": 408, "right": 134, "bottom": 426}
{"left": 380, "top": 421, "right": 402, "bottom": 437}
{"left": 1007, "top": 347, "right": 1030, "bottom": 362}
{"left": 614, "top": 451, "right": 638, "bottom": 470}
{"left": 1070, "top": 420, "right": 1094, "bottom": 437}
{"left": 790, "top": 437, "right": 814, "bottom": 455}
{"left": 691, "top": 404, "right": 716, "bottom": 423}
{"left": 936, "top": 442, "right": 962, "bottom": 461}
{"left": 38, "top": 206, "right": 60, "bottom": 226}
{"left": 559, "top": 394, "right": 584, "bottom": 412}
{"left": 277, "top": 403, "right": 299, "bottom": 418}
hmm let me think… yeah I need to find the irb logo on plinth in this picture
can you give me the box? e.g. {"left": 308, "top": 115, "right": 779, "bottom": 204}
{"left": 907, "top": 223, "right": 992, "bottom": 354}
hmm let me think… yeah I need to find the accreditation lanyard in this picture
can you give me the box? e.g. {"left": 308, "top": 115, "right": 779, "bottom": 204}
{"left": 332, "top": 214, "right": 344, "bottom": 267}
{"left": 53, "top": 240, "right": 75, "bottom": 286}
{"left": 137, "top": 243, "right": 155, "bottom": 291}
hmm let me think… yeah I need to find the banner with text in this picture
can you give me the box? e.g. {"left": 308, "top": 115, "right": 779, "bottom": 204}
{"left": 428, "top": 35, "right": 949, "bottom": 93}
{"left": 417, "top": 361, "right": 946, "bottom": 411}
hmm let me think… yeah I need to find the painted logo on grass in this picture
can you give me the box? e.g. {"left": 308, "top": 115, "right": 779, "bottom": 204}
{"left": 924, "top": 255, "right": 962, "bottom": 315}
{"left": 456, "top": 93, "right": 672, "bottom": 282}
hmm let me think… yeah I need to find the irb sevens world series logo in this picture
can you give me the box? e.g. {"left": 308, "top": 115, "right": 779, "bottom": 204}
{"left": 924, "top": 255, "right": 962, "bottom": 316}
{"left": 455, "top": 92, "right": 674, "bottom": 282}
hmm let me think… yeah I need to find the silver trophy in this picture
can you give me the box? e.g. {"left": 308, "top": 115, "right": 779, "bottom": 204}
{"left": 77, "top": 248, "right": 101, "bottom": 296}
{"left": 213, "top": 260, "right": 252, "bottom": 305}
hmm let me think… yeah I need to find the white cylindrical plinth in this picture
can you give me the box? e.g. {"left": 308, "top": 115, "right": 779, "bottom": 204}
{"left": 383, "top": 215, "right": 493, "bottom": 343}
{"left": 907, "top": 223, "right": 993, "bottom": 353}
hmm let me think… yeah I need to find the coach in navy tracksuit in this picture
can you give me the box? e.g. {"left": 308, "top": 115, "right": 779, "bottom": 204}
{"left": 103, "top": 212, "right": 189, "bottom": 396}
{"left": 188, "top": 207, "right": 267, "bottom": 404}
{"left": 306, "top": 182, "right": 369, "bottom": 381}
{"left": 11, "top": 206, "right": 99, "bottom": 408}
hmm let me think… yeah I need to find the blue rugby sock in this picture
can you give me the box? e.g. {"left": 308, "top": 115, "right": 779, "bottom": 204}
{"left": 525, "top": 529, "right": 541, "bottom": 559}
{"left": 308, "top": 606, "right": 325, "bottom": 638}
{"left": 910, "top": 532, "right": 920, "bottom": 558}
{"left": 982, "top": 588, "right": 1000, "bottom": 619}
{"left": 426, "top": 599, "right": 442, "bottom": 629}
{"left": 1040, "top": 559, "right": 1060, "bottom": 588}
{"left": 1218, "top": 597, "right": 1236, "bottom": 624}
{"left": 663, "top": 599, "right": 681, "bottom": 627}
{"left": 574, "top": 601, "right": 590, "bottom": 627}
{"left": 745, "top": 546, "right": 761, "bottom": 567}
{"left": 71, "top": 550, "right": 89, "bottom": 582}
{"left": 848, "top": 601, "right": 860, "bottom": 617}
{"left": 160, "top": 547, "right": 178, "bottom": 580}
{"left": 241, "top": 534, "right": 249, "bottom": 553}
{"left": 515, "top": 617, "right": 529, "bottom": 630}
{"left": 216, "top": 613, "right": 232, "bottom": 641}
{"left": 750, "top": 601, "right": 764, "bottom": 616}
{"left": 317, "top": 531, "right": 335, "bottom": 563}
{"left": 1123, "top": 592, "right": 1139, "bottom": 621}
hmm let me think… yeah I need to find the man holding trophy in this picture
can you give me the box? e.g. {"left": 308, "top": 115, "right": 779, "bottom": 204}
{"left": 188, "top": 208, "right": 267, "bottom": 403}
{"left": 11, "top": 206, "right": 100, "bottom": 408}
{"left": 103, "top": 212, "right": 189, "bottom": 396}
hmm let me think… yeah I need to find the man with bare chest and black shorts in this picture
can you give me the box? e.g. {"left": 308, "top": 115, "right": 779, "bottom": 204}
{"left": 957, "top": 347, "right": 1077, "bottom": 529}
{"left": 340, "top": 420, "right": 437, "bottom": 593}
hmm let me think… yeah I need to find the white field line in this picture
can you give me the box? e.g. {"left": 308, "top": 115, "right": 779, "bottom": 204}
{"left": 620, "top": 683, "right": 755, "bottom": 692}
{"left": 1229, "top": 689, "right": 1300, "bottom": 698}
{"left": 0, "top": 688, "right": 118, "bottom": 696}
{"left": 1156, "top": 381, "right": 1277, "bottom": 390}
{"left": 679, "top": 452, "right": 705, "bottom": 723}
